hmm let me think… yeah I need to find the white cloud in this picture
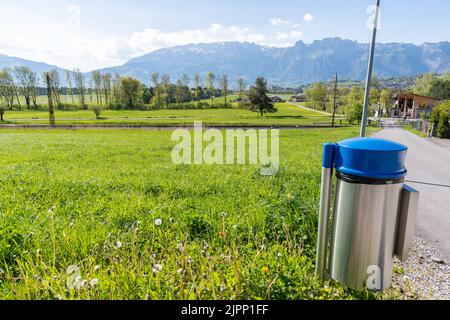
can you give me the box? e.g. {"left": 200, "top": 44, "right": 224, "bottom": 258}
{"left": 270, "top": 18, "right": 291, "bottom": 26}
{"left": 303, "top": 13, "right": 314, "bottom": 22}
{"left": 0, "top": 23, "right": 304, "bottom": 71}
{"left": 276, "top": 31, "right": 304, "bottom": 43}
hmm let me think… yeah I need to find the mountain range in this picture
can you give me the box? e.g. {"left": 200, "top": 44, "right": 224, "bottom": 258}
{"left": 1, "top": 38, "right": 450, "bottom": 86}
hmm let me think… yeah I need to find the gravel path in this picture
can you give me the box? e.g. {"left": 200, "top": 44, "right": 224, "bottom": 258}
{"left": 392, "top": 234, "right": 450, "bottom": 300}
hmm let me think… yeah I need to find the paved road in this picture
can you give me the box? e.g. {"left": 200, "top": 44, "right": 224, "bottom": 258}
{"left": 373, "top": 128, "right": 450, "bottom": 259}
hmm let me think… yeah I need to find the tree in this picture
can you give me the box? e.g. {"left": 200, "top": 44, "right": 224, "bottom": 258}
{"left": 219, "top": 75, "right": 229, "bottom": 106}
{"left": 161, "top": 74, "right": 171, "bottom": 107}
{"left": 14, "top": 66, "right": 38, "bottom": 109}
{"left": 305, "top": 83, "right": 328, "bottom": 111}
{"left": 237, "top": 77, "right": 247, "bottom": 101}
{"left": 116, "top": 77, "right": 144, "bottom": 109}
{"left": 347, "top": 85, "right": 364, "bottom": 106}
{"left": 66, "top": 70, "right": 75, "bottom": 104}
{"left": 92, "top": 70, "right": 103, "bottom": 105}
{"left": 431, "top": 101, "right": 450, "bottom": 138}
{"left": 414, "top": 73, "right": 435, "bottom": 96}
{"left": 0, "top": 70, "right": 16, "bottom": 109}
{"left": 248, "top": 77, "right": 277, "bottom": 116}
{"left": 414, "top": 73, "right": 450, "bottom": 100}
{"left": 175, "top": 80, "right": 185, "bottom": 108}
{"left": 379, "top": 89, "right": 393, "bottom": 117}
{"left": 151, "top": 73, "right": 162, "bottom": 108}
{"left": 194, "top": 74, "right": 201, "bottom": 105}
{"left": 346, "top": 103, "right": 363, "bottom": 125}
{"left": 90, "top": 105, "right": 104, "bottom": 119}
{"left": 48, "top": 69, "right": 61, "bottom": 107}
{"left": 43, "top": 72, "right": 56, "bottom": 126}
{"left": 205, "top": 72, "right": 216, "bottom": 105}
{"left": 102, "top": 73, "right": 112, "bottom": 106}
{"left": 73, "top": 68, "right": 86, "bottom": 107}
{"left": 0, "top": 105, "right": 5, "bottom": 122}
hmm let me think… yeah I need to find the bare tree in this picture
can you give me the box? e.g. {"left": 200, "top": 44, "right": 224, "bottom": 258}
{"left": 205, "top": 72, "right": 216, "bottom": 105}
{"left": 237, "top": 77, "right": 247, "bottom": 101}
{"left": 14, "top": 66, "right": 37, "bottom": 109}
{"left": 219, "top": 75, "right": 229, "bottom": 106}
{"left": 48, "top": 69, "right": 60, "bottom": 107}
{"left": 66, "top": 70, "right": 75, "bottom": 104}
{"left": 151, "top": 72, "right": 161, "bottom": 107}
{"left": 73, "top": 68, "right": 86, "bottom": 107}
{"left": 101, "top": 73, "right": 112, "bottom": 106}
{"left": 92, "top": 70, "right": 102, "bottom": 105}
{"left": 43, "top": 72, "right": 56, "bottom": 126}
{"left": 194, "top": 74, "right": 201, "bottom": 104}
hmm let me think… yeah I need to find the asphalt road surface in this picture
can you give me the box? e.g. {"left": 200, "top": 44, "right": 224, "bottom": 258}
{"left": 374, "top": 128, "right": 450, "bottom": 259}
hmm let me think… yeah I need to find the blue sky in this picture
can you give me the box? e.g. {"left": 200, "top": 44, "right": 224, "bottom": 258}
{"left": 0, "top": 0, "right": 449, "bottom": 70}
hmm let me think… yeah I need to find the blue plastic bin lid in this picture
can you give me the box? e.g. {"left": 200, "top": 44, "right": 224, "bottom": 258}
{"left": 334, "top": 137, "right": 408, "bottom": 180}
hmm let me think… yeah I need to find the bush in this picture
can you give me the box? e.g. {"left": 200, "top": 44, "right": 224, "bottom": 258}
{"left": 89, "top": 105, "right": 104, "bottom": 119}
{"left": 431, "top": 101, "right": 450, "bottom": 138}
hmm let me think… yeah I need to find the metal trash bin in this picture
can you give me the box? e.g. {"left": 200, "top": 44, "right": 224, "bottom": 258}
{"left": 315, "top": 138, "right": 419, "bottom": 291}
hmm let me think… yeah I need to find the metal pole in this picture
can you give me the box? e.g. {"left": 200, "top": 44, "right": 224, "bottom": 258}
{"left": 360, "top": 0, "right": 381, "bottom": 137}
{"left": 316, "top": 143, "right": 335, "bottom": 281}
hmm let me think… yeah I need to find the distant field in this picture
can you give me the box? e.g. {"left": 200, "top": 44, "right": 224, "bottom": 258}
{"left": 2, "top": 103, "right": 344, "bottom": 127}
{"left": 14, "top": 94, "right": 241, "bottom": 107}
{"left": 0, "top": 127, "right": 388, "bottom": 300}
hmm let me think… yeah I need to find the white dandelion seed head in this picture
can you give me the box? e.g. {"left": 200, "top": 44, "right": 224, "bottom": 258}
{"left": 94, "top": 265, "right": 100, "bottom": 271}
{"left": 152, "top": 264, "right": 163, "bottom": 273}
{"left": 155, "top": 219, "right": 163, "bottom": 226}
{"left": 90, "top": 278, "right": 99, "bottom": 287}
{"left": 114, "top": 241, "right": 122, "bottom": 249}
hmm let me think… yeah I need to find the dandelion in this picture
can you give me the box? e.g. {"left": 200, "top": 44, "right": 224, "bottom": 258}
{"left": 177, "top": 268, "right": 183, "bottom": 274}
{"left": 152, "top": 264, "right": 163, "bottom": 273}
{"left": 80, "top": 279, "right": 88, "bottom": 288}
{"left": 90, "top": 278, "right": 99, "bottom": 287}
{"left": 262, "top": 266, "right": 269, "bottom": 274}
{"left": 155, "top": 219, "right": 162, "bottom": 226}
{"left": 94, "top": 265, "right": 100, "bottom": 271}
{"left": 187, "top": 256, "right": 193, "bottom": 263}
{"left": 114, "top": 241, "right": 122, "bottom": 249}
{"left": 220, "top": 284, "right": 227, "bottom": 292}
{"left": 48, "top": 206, "right": 56, "bottom": 213}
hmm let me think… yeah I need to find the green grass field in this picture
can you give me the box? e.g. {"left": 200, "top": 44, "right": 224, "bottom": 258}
{"left": 0, "top": 126, "right": 398, "bottom": 300}
{"left": 2, "top": 103, "right": 344, "bottom": 127}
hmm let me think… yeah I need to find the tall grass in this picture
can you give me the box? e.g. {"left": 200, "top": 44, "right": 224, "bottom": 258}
{"left": 0, "top": 127, "right": 391, "bottom": 300}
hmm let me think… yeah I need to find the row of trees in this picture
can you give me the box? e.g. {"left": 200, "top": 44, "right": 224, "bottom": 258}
{"left": 413, "top": 73, "right": 450, "bottom": 100}
{"left": 304, "top": 77, "right": 393, "bottom": 124}
{"left": 0, "top": 66, "right": 252, "bottom": 112}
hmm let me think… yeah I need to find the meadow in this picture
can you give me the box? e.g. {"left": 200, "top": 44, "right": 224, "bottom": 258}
{"left": 2, "top": 103, "right": 343, "bottom": 127}
{"left": 0, "top": 126, "right": 397, "bottom": 300}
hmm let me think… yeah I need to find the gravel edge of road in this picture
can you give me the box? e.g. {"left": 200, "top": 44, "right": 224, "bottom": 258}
{"left": 392, "top": 234, "right": 450, "bottom": 300}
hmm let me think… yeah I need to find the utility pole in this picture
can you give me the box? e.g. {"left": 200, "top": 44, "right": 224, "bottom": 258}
{"left": 360, "top": 0, "right": 381, "bottom": 137}
{"left": 331, "top": 73, "right": 338, "bottom": 127}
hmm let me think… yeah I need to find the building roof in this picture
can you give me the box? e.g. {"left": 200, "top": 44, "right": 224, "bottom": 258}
{"left": 395, "top": 92, "right": 440, "bottom": 101}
